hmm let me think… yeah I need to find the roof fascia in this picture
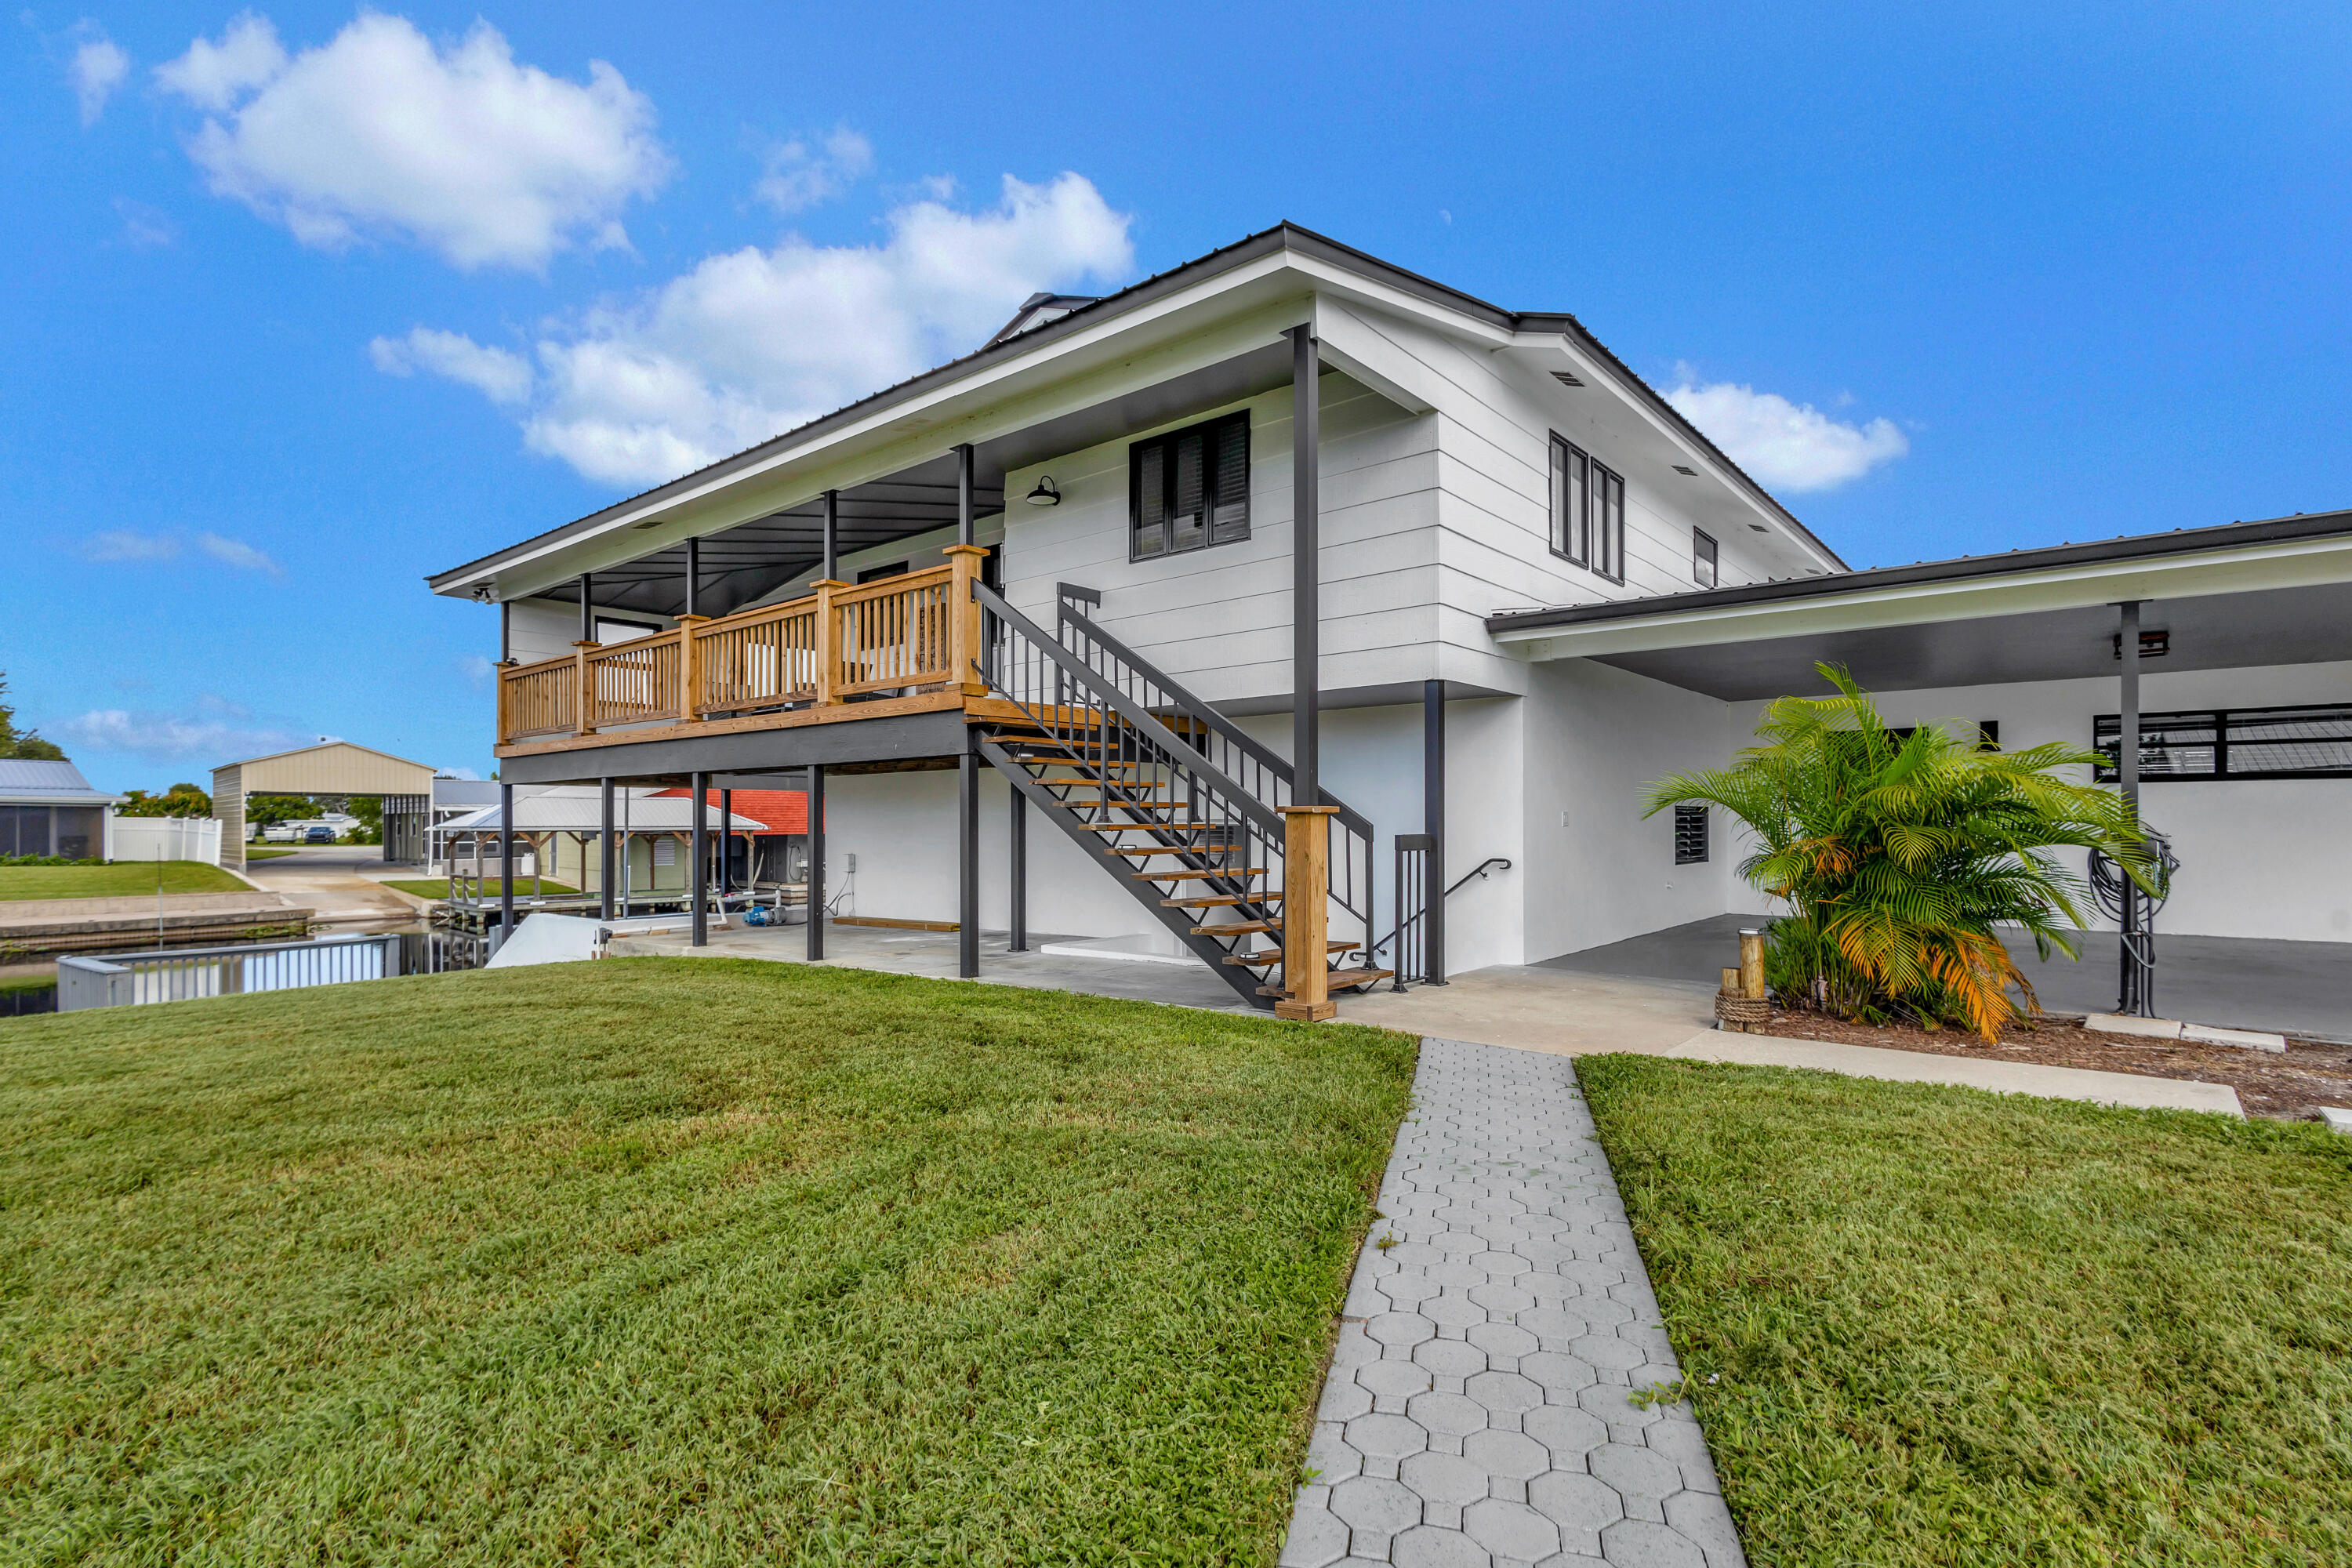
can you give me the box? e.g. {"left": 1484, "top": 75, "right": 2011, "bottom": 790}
{"left": 1492, "top": 524, "right": 2352, "bottom": 659}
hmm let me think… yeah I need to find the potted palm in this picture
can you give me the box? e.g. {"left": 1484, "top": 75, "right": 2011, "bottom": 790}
{"left": 1645, "top": 665, "right": 2154, "bottom": 1041}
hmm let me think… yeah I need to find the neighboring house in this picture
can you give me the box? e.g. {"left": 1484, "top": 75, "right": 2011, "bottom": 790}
{"left": 430, "top": 787, "right": 767, "bottom": 895}
{"left": 426, "top": 223, "right": 2352, "bottom": 1014}
{"left": 383, "top": 778, "right": 504, "bottom": 866}
{"left": 649, "top": 787, "right": 812, "bottom": 887}
{"left": 0, "top": 760, "right": 120, "bottom": 860}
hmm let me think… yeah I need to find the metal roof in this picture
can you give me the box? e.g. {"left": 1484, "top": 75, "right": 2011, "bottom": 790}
{"left": 0, "top": 758, "right": 118, "bottom": 803}
{"left": 434, "top": 786, "right": 768, "bottom": 834}
{"left": 1486, "top": 507, "right": 2352, "bottom": 638}
{"left": 428, "top": 221, "right": 1841, "bottom": 593}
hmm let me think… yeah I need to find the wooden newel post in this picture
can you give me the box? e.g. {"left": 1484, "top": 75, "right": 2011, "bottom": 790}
{"left": 811, "top": 580, "right": 844, "bottom": 707}
{"left": 674, "top": 617, "right": 710, "bottom": 723}
{"left": 572, "top": 641, "right": 600, "bottom": 736}
{"left": 1277, "top": 804, "right": 1341, "bottom": 1022}
{"left": 495, "top": 659, "right": 517, "bottom": 746}
{"left": 943, "top": 544, "right": 989, "bottom": 696}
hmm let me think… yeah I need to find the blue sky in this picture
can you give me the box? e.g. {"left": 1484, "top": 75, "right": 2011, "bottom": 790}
{"left": 6, "top": 1, "right": 2349, "bottom": 791}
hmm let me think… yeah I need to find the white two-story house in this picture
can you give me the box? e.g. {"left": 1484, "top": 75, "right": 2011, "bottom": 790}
{"left": 429, "top": 224, "right": 2352, "bottom": 1014}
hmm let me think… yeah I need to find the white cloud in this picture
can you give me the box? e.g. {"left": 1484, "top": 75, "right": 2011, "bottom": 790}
{"left": 753, "top": 125, "right": 873, "bottom": 213}
{"left": 70, "top": 31, "right": 131, "bottom": 125}
{"left": 371, "top": 327, "right": 532, "bottom": 405}
{"left": 458, "top": 655, "right": 497, "bottom": 684}
{"left": 438, "top": 765, "right": 481, "bottom": 780}
{"left": 387, "top": 172, "right": 1133, "bottom": 488}
{"left": 1664, "top": 366, "right": 1909, "bottom": 492}
{"left": 58, "top": 706, "right": 307, "bottom": 761}
{"left": 156, "top": 13, "right": 670, "bottom": 270}
{"left": 115, "top": 198, "right": 178, "bottom": 249}
{"left": 196, "top": 532, "right": 281, "bottom": 574}
{"left": 81, "top": 529, "right": 180, "bottom": 561}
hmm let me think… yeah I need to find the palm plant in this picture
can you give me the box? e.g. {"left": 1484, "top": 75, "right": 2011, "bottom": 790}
{"left": 1643, "top": 664, "right": 2154, "bottom": 1040}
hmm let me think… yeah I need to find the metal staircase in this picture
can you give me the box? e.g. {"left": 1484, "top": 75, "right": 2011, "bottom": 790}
{"left": 971, "top": 582, "right": 1387, "bottom": 1011}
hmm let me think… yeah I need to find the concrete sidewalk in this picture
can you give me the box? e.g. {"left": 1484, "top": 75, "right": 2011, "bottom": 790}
{"left": 1341, "top": 967, "right": 2244, "bottom": 1116}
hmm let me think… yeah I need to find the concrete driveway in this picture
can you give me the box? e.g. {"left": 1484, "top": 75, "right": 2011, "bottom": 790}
{"left": 238, "top": 846, "right": 424, "bottom": 925}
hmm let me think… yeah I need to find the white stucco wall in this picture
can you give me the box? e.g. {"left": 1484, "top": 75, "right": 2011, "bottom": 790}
{"left": 1733, "top": 659, "right": 2352, "bottom": 944}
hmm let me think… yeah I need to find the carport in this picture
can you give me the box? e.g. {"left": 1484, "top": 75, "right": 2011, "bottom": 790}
{"left": 209, "top": 742, "right": 437, "bottom": 870}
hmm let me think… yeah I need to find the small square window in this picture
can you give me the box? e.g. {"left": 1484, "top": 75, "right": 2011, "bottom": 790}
{"left": 1693, "top": 529, "right": 1718, "bottom": 588}
{"left": 1674, "top": 804, "right": 1708, "bottom": 865}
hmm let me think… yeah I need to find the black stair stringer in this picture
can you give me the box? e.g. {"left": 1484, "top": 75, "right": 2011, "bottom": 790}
{"left": 975, "top": 735, "right": 1274, "bottom": 1010}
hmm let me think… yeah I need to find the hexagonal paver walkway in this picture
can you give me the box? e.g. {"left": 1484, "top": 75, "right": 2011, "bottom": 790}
{"left": 1281, "top": 1038, "right": 1744, "bottom": 1568}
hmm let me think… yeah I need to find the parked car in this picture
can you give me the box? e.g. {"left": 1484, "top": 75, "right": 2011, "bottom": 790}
{"left": 302, "top": 825, "right": 336, "bottom": 844}
{"left": 259, "top": 822, "right": 300, "bottom": 843}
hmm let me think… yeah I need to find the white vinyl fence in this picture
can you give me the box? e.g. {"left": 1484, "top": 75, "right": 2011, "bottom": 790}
{"left": 110, "top": 815, "right": 222, "bottom": 866}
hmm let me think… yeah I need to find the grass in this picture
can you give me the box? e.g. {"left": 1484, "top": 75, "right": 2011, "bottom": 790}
{"left": 0, "top": 860, "right": 247, "bottom": 901}
{"left": 0, "top": 971, "right": 55, "bottom": 994}
{"left": 0, "top": 958, "right": 1414, "bottom": 1564}
{"left": 380, "top": 878, "right": 579, "bottom": 900}
{"left": 243, "top": 848, "right": 296, "bottom": 860}
{"left": 1578, "top": 1054, "right": 2352, "bottom": 1566}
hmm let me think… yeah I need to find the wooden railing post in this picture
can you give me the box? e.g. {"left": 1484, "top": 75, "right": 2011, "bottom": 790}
{"left": 943, "top": 544, "right": 989, "bottom": 697}
{"left": 673, "top": 618, "right": 709, "bottom": 723}
{"left": 811, "top": 580, "right": 844, "bottom": 706}
{"left": 1277, "top": 804, "right": 1341, "bottom": 1022}
{"left": 495, "top": 659, "right": 517, "bottom": 745}
{"left": 572, "top": 641, "right": 600, "bottom": 735}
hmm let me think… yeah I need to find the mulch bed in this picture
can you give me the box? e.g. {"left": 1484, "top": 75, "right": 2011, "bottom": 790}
{"left": 1749, "top": 1007, "right": 2352, "bottom": 1123}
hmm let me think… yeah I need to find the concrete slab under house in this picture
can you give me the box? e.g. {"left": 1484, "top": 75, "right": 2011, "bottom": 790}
{"left": 423, "top": 223, "right": 2352, "bottom": 1031}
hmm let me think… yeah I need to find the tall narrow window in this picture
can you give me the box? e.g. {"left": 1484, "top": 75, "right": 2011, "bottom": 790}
{"left": 1131, "top": 412, "right": 1250, "bottom": 561}
{"left": 1549, "top": 434, "right": 1624, "bottom": 582}
{"left": 1693, "top": 529, "right": 1718, "bottom": 587}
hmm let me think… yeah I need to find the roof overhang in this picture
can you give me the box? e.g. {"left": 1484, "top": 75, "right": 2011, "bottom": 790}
{"left": 1489, "top": 510, "right": 2352, "bottom": 699}
{"left": 430, "top": 223, "right": 1839, "bottom": 604}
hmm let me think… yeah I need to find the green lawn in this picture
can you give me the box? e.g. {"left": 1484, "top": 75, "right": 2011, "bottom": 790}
{"left": 381, "top": 877, "right": 579, "bottom": 900}
{"left": 243, "top": 848, "right": 296, "bottom": 860}
{"left": 1579, "top": 1055, "right": 2352, "bottom": 1566}
{"left": 0, "top": 859, "right": 246, "bottom": 900}
{"left": 0, "top": 959, "right": 1414, "bottom": 1564}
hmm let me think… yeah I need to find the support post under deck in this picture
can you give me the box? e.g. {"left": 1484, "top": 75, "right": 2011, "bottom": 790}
{"left": 1008, "top": 786, "right": 1028, "bottom": 952}
{"left": 958, "top": 737, "right": 981, "bottom": 978}
{"left": 807, "top": 764, "right": 826, "bottom": 960}
{"left": 598, "top": 778, "right": 615, "bottom": 920}
{"left": 689, "top": 771, "right": 709, "bottom": 947}
{"left": 497, "top": 782, "right": 515, "bottom": 948}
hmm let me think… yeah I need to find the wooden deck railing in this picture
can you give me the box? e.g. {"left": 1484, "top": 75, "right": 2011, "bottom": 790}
{"left": 496, "top": 546, "right": 987, "bottom": 746}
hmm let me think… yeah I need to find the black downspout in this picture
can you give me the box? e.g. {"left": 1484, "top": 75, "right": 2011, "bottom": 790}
{"left": 689, "top": 771, "right": 709, "bottom": 947}
{"left": 1008, "top": 787, "right": 1028, "bottom": 952}
{"left": 598, "top": 777, "right": 615, "bottom": 920}
{"left": 807, "top": 764, "right": 825, "bottom": 960}
{"left": 958, "top": 735, "right": 980, "bottom": 978}
{"left": 1424, "top": 677, "right": 1447, "bottom": 985}
{"left": 498, "top": 782, "right": 514, "bottom": 947}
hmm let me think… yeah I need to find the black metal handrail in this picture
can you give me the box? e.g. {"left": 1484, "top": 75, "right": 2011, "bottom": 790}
{"left": 1370, "top": 856, "right": 1512, "bottom": 959}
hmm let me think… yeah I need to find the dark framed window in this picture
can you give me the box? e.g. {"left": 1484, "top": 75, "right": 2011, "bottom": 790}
{"left": 1673, "top": 804, "right": 1708, "bottom": 865}
{"left": 1549, "top": 434, "right": 1625, "bottom": 581}
{"left": 2094, "top": 704, "right": 2352, "bottom": 782}
{"left": 1693, "top": 529, "right": 1719, "bottom": 588}
{"left": 1131, "top": 411, "right": 1250, "bottom": 561}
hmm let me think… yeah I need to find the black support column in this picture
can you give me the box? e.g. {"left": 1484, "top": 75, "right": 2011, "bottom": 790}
{"left": 958, "top": 736, "right": 981, "bottom": 978}
{"left": 1008, "top": 787, "right": 1029, "bottom": 952}
{"left": 2118, "top": 599, "right": 2146, "bottom": 1014}
{"left": 578, "top": 573, "right": 593, "bottom": 642}
{"left": 821, "top": 489, "right": 839, "bottom": 582}
{"left": 1424, "top": 677, "right": 1448, "bottom": 985}
{"left": 719, "top": 786, "right": 732, "bottom": 897}
{"left": 955, "top": 443, "right": 975, "bottom": 547}
{"left": 806, "top": 764, "right": 825, "bottom": 960}
{"left": 684, "top": 536, "right": 700, "bottom": 616}
{"left": 689, "top": 771, "right": 709, "bottom": 947}
{"left": 1287, "top": 324, "right": 1321, "bottom": 801}
{"left": 497, "top": 782, "right": 515, "bottom": 946}
{"left": 598, "top": 777, "right": 615, "bottom": 920}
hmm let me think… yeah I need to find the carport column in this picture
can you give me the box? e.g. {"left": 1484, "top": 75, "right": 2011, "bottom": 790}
{"left": 959, "top": 734, "right": 981, "bottom": 978}
{"left": 598, "top": 778, "right": 615, "bottom": 920}
{"left": 2118, "top": 599, "right": 2147, "bottom": 1014}
{"left": 497, "top": 782, "right": 514, "bottom": 948}
{"left": 1424, "top": 677, "right": 1447, "bottom": 985}
{"left": 1007, "top": 789, "right": 1029, "bottom": 952}
{"left": 806, "top": 764, "right": 825, "bottom": 960}
{"left": 689, "top": 771, "right": 709, "bottom": 947}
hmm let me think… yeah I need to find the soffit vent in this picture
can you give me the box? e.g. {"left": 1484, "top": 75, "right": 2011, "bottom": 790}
{"left": 1551, "top": 370, "right": 1586, "bottom": 387}
{"left": 1671, "top": 464, "right": 1697, "bottom": 476}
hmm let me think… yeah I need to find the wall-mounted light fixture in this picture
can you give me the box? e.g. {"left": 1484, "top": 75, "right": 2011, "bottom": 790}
{"left": 1025, "top": 476, "right": 1062, "bottom": 506}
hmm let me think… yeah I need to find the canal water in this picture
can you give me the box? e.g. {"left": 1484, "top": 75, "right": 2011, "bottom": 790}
{"left": 0, "top": 922, "right": 492, "bottom": 1018}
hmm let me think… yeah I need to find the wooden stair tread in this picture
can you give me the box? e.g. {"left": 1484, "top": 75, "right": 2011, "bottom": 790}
{"left": 1223, "top": 942, "right": 1358, "bottom": 965}
{"left": 1192, "top": 919, "right": 1279, "bottom": 935}
{"left": 1258, "top": 967, "right": 1393, "bottom": 999}
{"left": 1078, "top": 822, "right": 1210, "bottom": 832}
{"left": 1161, "top": 893, "right": 1282, "bottom": 909}
{"left": 1133, "top": 868, "right": 1265, "bottom": 881}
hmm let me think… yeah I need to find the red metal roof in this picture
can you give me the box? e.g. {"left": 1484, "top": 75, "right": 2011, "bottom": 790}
{"left": 650, "top": 787, "right": 811, "bottom": 835}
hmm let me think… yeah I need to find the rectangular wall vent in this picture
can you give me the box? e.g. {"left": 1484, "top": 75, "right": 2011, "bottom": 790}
{"left": 1550, "top": 370, "right": 1586, "bottom": 387}
{"left": 1671, "top": 464, "right": 1698, "bottom": 476}
{"left": 1673, "top": 804, "right": 1708, "bottom": 865}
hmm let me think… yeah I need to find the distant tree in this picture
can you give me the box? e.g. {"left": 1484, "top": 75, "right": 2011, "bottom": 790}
{"left": 345, "top": 795, "right": 385, "bottom": 844}
{"left": 245, "top": 794, "right": 319, "bottom": 827}
{"left": 119, "top": 782, "right": 213, "bottom": 817}
{"left": 0, "top": 673, "right": 66, "bottom": 761}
